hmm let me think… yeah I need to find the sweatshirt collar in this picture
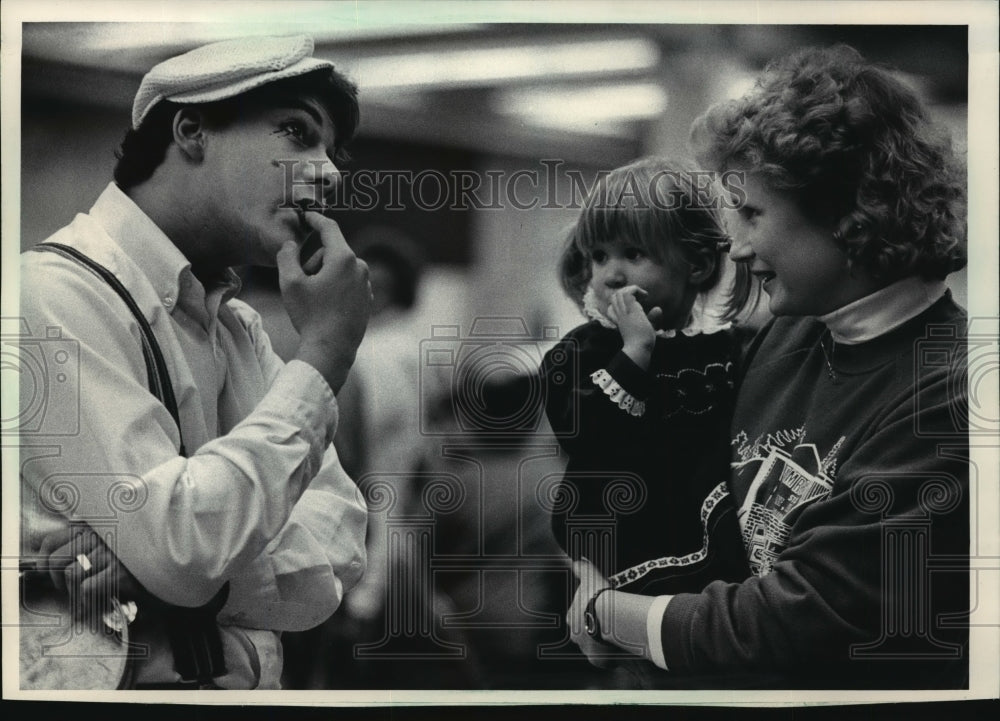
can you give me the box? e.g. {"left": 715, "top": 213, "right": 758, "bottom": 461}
{"left": 817, "top": 276, "right": 947, "bottom": 345}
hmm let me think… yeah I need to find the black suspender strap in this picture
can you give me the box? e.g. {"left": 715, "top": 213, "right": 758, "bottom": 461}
{"left": 31, "top": 242, "right": 187, "bottom": 457}
{"left": 29, "top": 241, "right": 228, "bottom": 685}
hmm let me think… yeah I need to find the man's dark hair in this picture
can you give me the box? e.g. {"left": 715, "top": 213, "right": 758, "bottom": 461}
{"left": 114, "top": 68, "right": 359, "bottom": 190}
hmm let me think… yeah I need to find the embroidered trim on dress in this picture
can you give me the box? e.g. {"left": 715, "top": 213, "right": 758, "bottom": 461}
{"left": 591, "top": 369, "right": 646, "bottom": 417}
{"left": 606, "top": 482, "right": 730, "bottom": 589}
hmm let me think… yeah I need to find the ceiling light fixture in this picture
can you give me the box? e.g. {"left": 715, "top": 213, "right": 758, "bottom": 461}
{"left": 341, "top": 38, "right": 661, "bottom": 90}
{"left": 494, "top": 82, "right": 668, "bottom": 134}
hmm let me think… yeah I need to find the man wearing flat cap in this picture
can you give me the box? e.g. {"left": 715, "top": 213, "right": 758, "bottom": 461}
{"left": 19, "top": 35, "right": 371, "bottom": 689}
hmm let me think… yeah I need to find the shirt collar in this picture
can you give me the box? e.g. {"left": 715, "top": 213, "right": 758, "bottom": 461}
{"left": 88, "top": 183, "right": 242, "bottom": 319}
{"left": 817, "top": 276, "right": 948, "bottom": 345}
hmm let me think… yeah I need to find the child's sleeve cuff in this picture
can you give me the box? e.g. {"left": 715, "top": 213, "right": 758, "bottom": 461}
{"left": 590, "top": 351, "right": 653, "bottom": 417}
{"left": 590, "top": 369, "right": 645, "bottom": 416}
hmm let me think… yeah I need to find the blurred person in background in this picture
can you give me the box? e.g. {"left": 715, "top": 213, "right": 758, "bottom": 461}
{"left": 335, "top": 227, "right": 433, "bottom": 636}
{"left": 282, "top": 226, "right": 485, "bottom": 688}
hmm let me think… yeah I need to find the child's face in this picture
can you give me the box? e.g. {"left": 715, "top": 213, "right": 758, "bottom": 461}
{"left": 588, "top": 239, "right": 695, "bottom": 329}
{"left": 727, "top": 174, "right": 881, "bottom": 316}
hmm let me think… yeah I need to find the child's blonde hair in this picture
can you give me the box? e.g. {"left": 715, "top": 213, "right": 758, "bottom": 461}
{"left": 558, "top": 157, "right": 752, "bottom": 323}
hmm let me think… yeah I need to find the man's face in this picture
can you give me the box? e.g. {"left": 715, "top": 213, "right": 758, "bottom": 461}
{"left": 197, "top": 95, "right": 339, "bottom": 268}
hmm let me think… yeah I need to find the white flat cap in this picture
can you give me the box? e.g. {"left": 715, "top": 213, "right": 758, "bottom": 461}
{"left": 132, "top": 35, "right": 334, "bottom": 129}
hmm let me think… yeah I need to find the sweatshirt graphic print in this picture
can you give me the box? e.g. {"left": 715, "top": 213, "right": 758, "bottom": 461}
{"left": 731, "top": 428, "right": 844, "bottom": 576}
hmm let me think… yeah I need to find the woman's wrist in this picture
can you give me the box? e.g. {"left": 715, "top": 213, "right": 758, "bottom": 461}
{"left": 595, "top": 589, "right": 655, "bottom": 659}
{"left": 584, "top": 587, "right": 614, "bottom": 641}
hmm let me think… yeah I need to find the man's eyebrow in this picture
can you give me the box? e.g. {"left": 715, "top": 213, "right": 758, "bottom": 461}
{"left": 277, "top": 97, "right": 338, "bottom": 155}
{"left": 282, "top": 99, "right": 326, "bottom": 128}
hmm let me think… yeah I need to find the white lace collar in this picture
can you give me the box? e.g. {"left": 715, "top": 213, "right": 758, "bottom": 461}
{"left": 581, "top": 254, "right": 737, "bottom": 338}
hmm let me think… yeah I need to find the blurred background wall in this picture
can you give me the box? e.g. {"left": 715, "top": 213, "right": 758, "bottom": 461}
{"left": 16, "top": 18, "right": 972, "bottom": 690}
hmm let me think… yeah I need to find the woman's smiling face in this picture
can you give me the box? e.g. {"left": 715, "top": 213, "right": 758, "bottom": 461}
{"left": 726, "top": 173, "right": 882, "bottom": 317}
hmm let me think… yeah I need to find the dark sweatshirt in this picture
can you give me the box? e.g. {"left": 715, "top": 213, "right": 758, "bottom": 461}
{"left": 659, "top": 293, "right": 970, "bottom": 688}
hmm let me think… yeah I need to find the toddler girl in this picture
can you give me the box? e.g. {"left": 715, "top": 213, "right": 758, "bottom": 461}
{"left": 543, "top": 158, "right": 753, "bottom": 597}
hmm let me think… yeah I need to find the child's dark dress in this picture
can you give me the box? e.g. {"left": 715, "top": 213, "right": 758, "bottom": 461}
{"left": 541, "top": 319, "right": 751, "bottom": 595}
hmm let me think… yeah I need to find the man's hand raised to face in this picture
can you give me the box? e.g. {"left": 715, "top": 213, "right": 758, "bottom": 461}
{"left": 278, "top": 211, "right": 373, "bottom": 394}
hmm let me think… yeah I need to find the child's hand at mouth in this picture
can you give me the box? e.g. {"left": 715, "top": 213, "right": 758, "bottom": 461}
{"left": 607, "top": 285, "right": 660, "bottom": 370}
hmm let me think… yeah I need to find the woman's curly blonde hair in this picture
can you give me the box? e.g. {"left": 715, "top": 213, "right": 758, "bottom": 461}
{"left": 690, "top": 44, "right": 966, "bottom": 282}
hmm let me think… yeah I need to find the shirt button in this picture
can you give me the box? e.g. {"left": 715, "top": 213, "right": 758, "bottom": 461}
{"left": 163, "top": 296, "right": 175, "bottom": 307}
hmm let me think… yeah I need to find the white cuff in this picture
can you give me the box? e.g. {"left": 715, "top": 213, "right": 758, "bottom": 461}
{"left": 273, "top": 359, "right": 340, "bottom": 445}
{"left": 646, "top": 595, "right": 673, "bottom": 670}
{"left": 590, "top": 369, "right": 646, "bottom": 417}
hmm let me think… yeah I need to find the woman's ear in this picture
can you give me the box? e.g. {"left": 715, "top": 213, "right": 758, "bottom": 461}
{"left": 172, "top": 108, "right": 206, "bottom": 162}
{"left": 688, "top": 246, "right": 718, "bottom": 286}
